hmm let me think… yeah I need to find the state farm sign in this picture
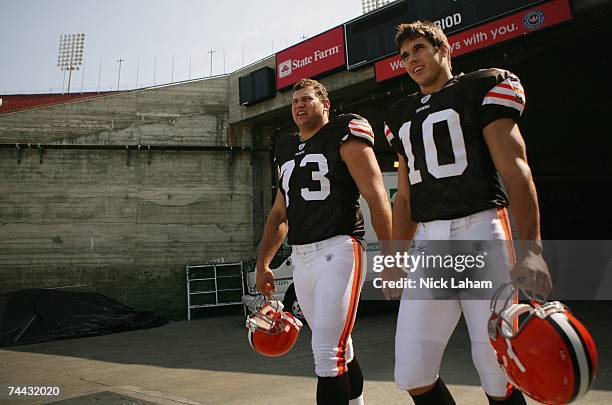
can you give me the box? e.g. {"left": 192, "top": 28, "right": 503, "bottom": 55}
{"left": 276, "top": 26, "right": 345, "bottom": 90}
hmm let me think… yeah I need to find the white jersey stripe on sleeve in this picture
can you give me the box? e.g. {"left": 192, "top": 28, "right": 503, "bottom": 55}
{"left": 348, "top": 123, "right": 374, "bottom": 136}
{"left": 348, "top": 120, "right": 373, "bottom": 132}
{"left": 482, "top": 96, "right": 525, "bottom": 114}
{"left": 348, "top": 119, "right": 374, "bottom": 143}
{"left": 488, "top": 85, "right": 524, "bottom": 98}
{"left": 348, "top": 118, "right": 371, "bottom": 127}
{"left": 482, "top": 76, "right": 526, "bottom": 115}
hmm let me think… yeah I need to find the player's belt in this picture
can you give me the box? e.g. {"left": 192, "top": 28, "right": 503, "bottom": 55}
{"left": 292, "top": 235, "right": 353, "bottom": 254}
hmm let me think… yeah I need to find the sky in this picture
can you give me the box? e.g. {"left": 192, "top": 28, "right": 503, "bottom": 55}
{"left": 0, "top": 0, "right": 363, "bottom": 94}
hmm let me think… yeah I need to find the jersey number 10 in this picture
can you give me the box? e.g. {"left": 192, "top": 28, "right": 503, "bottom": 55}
{"left": 398, "top": 108, "right": 468, "bottom": 185}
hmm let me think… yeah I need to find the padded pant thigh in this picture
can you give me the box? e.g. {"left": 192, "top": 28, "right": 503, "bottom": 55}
{"left": 461, "top": 299, "right": 509, "bottom": 397}
{"left": 394, "top": 299, "right": 462, "bottom": 390}
{"left": 294, "top": 240, "right": 364, "bottom": 378}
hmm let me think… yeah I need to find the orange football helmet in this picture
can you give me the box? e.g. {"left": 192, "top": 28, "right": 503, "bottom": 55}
{"left": 488, "top": 283, "right": 598, "bottom": 404}
{"left": 246, "top": 295, "right": 303, "bottom": 357}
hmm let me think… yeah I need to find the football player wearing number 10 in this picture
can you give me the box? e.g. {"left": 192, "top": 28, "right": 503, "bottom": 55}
{"left": 256, "top": 78, "right": 392, "bottom": 404}
{"left": 383, "top": 21, "right": 553, "bottom": 404}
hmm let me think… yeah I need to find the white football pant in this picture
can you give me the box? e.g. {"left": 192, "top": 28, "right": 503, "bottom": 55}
{"left": 395, "top": 207, "right": 515, "bottom": 397}
{"left": 292, "top": 235, "right": 366, "bottom": 378}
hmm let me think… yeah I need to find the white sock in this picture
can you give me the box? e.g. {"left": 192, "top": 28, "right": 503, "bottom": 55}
{"left": 349, "top": 394, "right": 364, "bottom": 405}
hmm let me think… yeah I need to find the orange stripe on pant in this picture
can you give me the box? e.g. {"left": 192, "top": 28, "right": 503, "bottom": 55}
{"left": 497, "top": 206, "right": 519, "bottom": 375}
{"left": 335, "top": 238, "right": 363, "bottom": 376}
{"left": 497, "top": 207, "right": 516, "bottom": 265}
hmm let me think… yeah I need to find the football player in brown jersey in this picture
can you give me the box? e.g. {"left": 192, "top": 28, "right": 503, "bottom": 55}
{"left": 257, "top": 78, "right": 393, "bottom": 405}
{"left": 384, "top": 21, "right": 552, "bottom": 405}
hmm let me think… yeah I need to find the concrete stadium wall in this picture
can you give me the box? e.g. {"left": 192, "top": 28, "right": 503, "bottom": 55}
{"left": 0, "top": 77, "right": 263, "bottom": 319}
{"left": 0, "top": 78, "right": 231, "bottom": 145}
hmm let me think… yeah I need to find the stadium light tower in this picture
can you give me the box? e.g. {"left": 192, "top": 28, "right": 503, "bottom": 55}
{"left": 361, "top": 0, "right": 394, "bottom": 14}
{"left": 57, "top": 33, "right": 85, "bottom": 93}
{"left": 116, "top": 58, "right": 125, "bottom": 90}
{"left": 208, "top": 49, "right": 216, "bottom": 77}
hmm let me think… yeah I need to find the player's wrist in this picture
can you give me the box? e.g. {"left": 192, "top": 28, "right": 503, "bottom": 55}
{"left": 379, "top": 240, "right": 395, "bottom": 257}
{"left": 256, "top": 261, "right": 269, "bottom": 273}
{"left": 523, "top": 240, "right": 543, "bottom": 255}
{"left": 515, "top": 240, "right": 543, "bottom": 264}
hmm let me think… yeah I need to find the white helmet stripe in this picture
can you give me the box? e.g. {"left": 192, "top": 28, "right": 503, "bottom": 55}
{"left": 549, "top": 312, "right": 590, "bottom": 401}
{"left": 569, "top": 318, "right": 595, "bottom": 389}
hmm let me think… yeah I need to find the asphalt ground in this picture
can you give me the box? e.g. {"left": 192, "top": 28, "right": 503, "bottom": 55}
{"left": 1, "top": 301, "right": 610, "bottom": 405}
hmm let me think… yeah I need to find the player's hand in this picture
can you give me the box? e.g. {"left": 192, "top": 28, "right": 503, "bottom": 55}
{"left": 256, "top": 266, "right": 276, "bottom": 299}
{"left": 511, "top": 249, "right": 553, "bottom": 298}
{"left": 380, "top": 266, "right": 405, "bottom": 300}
